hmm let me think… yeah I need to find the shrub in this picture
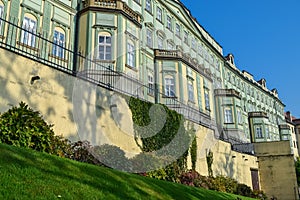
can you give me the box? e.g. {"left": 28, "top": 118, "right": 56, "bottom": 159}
{"left": 235, "top": 183, "right": 252, "bottom": 197}
{"left": 252, "top": 190, "right": 268, "bottom": 200}
{"left": 0, "top": 102, "right": 70, "bottom": 156}
{"left": 67, "top": 140, "right": 103, "bottom": 165}
{"left": 130, "top": 152, "right": 164, "bottom": 173}
{"left": 91, "top": 144, "right": 131, "bottom": 171}
{"left": 180, "top": 170, "right": 201, "bottom": 186}
{"left": 211, "top": 176, "right": 238, "bottom": 193}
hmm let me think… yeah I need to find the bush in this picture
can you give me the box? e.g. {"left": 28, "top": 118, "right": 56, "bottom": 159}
{"left": 91, "top": 144, "right": 131, "bottom": 171}
{"left": 212, "top": 175, "right": 238, "bottom": 193}
{"left": 252, "top": 190, "right": 268, "bottom": 200}
{"left": 180, "top": 170, "right": 201, "bottom": 186}
{"left": 0, "top": 102, "right": 70, "bottom": 156}
{"left": 235, "top": 183, "right": 252, "bottom": 197}
{"left": 67, "top": 140, "right": 103, "bottom": 165}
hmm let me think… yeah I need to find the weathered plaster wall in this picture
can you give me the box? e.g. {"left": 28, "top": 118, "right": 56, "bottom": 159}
{"left": 0, "top": 48, "right": 141, "bottom": 157}
{"left": 187, "top": 125, "right": 259, "bottom": 188}
{"left": 254, "top": 141, "right": 299, "bottom": 200}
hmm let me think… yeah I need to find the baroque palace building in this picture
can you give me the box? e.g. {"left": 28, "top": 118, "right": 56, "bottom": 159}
{"left": 0, "top": 0, "right": 290, "bottom": 145}
{"left": 0, "top": 0, "right": 298, "bottom": 198}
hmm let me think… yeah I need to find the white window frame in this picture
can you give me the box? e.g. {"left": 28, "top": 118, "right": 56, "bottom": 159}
{"left": 184, "top": 31, "right": 188, "bottom": 44}
{"left": 156, "top": 7, "right": 162, "bottom": 22}
{"left": 148, "top": 73, "right": 154, "bottom": 95}
{"left": 256, "top": 126, "right": 263, "bottom": 138}
{"left": 127, "top": 42, "right": 135, "bottom": 68}
{"left": 0, "top": 4, "right": 4, "bottom": 33}
{"left": 188, "top": 81, "right": 194, "bottom": 102}
{"left": 166, "top": 16, "right": 172, "bottom": 30}
{"left": 21, "top": 16, "right": 37, "bottom": 47}
{"left": 167, "top": 41, "right": 174, "bottom": 50}
{"left": 175, "top": 23, "right": 180, "bottom": 37}
{"left": 145, "top": 0, "right": 152, "bottom": 13}
{"left": 98, "top": 34, "right": 112, "bottom": 60}
{"left": 52, "top": 29, "right": 65, "bottom": 58}
{"left": 204, "top": 89, "right": 210, "bottom": 111}
{"left": 157, "top": 36, "right": 163, "bottom": 49}
{"left": 164, "top": 76, "right": 175, "bottom": 97}
{"left": 237, "top": 109, "right": 243, "bottom": 124}
{"left": 146, "top": 29, "right": 152, "bottom": 47}
{"left": 224, "top": 107, "right": 233, "bottom": 124}
{"left": 266, "top": 127, "right": 270, "bottom": 139}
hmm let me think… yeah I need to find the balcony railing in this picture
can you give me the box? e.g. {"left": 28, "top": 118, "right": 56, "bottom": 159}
{"left": 0, "top": 16, "right": 211, "bottom": 127}
{"left": 248, "top": 111, "right": 268, "bottom": 118}
{"left": 214, "top": 89, "right": 241, "bottom": 98}
{"left": 154, "top": 49, "right": 210, "bottom": 79}
{"left": 83, "top": 0, "right": 141, "bottom": 24}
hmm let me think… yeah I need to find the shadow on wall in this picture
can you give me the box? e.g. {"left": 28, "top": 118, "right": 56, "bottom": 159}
{"left": 0, "top": 48, "right": 141, "bottom": 157}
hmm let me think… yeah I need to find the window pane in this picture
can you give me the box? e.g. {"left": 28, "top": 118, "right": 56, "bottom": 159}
{"left": 106, "top": 36, "right": 111, "bottom": 44}
{"left": 98, "top": 35, "right": 112, "bottom": 60}
{"left": 99, "top": 36, "right": 105, "bottom": 43}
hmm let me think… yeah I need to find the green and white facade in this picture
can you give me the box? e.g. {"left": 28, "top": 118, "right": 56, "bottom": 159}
{"left": 0, "top": 0, "right": 296, "bottom": 154}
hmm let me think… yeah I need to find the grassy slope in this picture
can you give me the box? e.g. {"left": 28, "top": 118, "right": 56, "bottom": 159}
{"left": 0, "top": 143, "right": 255, "bottom": 200}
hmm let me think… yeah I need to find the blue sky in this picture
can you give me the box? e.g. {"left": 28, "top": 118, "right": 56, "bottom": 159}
{"left": 180, "top": 0, "right": 300, "bottom": 117}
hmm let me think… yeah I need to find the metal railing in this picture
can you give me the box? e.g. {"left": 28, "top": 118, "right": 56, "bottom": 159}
{"left": 0, "top": 16, "right": 211, "bottom": 127}
{"left": 0, "top": 17, "right": 74, "bottom": 74}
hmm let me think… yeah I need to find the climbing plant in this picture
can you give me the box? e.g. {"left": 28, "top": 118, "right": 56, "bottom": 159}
{"left": 129, "top": 97, "right": 192, "bottom": 180}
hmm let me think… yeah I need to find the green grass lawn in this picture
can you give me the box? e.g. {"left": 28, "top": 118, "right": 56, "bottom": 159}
{"left": 0, "top": 143, "right": 255, "bottom": 200}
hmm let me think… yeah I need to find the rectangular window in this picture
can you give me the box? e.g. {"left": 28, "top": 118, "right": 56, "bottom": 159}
{"left": 175, "top": 23, "right": 180, "bottom": 37}
{"left": 204, "top": 89, "right": 210, "bottom": 111}
{"left": 256, "top": 126, "right": 263, "bottom": 138}
{"left": 148, "top": 74, "right": 154, "bottom": 95}
{"left": 237, "top": 110, "right": 243, "bottom": 124}
{"left": 266, "top": 127, "right": 270, "bottom": 139}
{"left": 157, "top": 36, "right": 163, "bottom": 49}
{"left": 52, "top": 30, "right": 65, "bottom": 58}
{"left": 98, "top": 35, "right": 112, "bottom": 60}
{"left": 188, "top": 82, "right": 194, "bottom": 102}
{"left": 21, "top": 17, "right": 37, "bottom": 47}
{"left": 156, "top": 7, "right": 162, "bottom": 22}
{"left": 0, "top": 5, "right": 4, "bottom": 33}
{"left": 164, "top": 77, "right": 175, "bottom": 97}
{"left": 224, "top": 108, "right": 233, "bottom": 123}
{"left": 184, "top": 31, "right": 188, "bottom": 44}
{"left": 145, "top": 0, "right": 152, "bottom": 13}
{"left": 198, "top": 45, "right": 203, "bottom": 56}
{"left": 146, "top": 29, "right": 152, "bottom": 47}
{"left": 166, "top": 16, "right": 172, "bottom": 30}
{"left": 191, "top": 39, "right": 196, "bottom": 50}
{"left": 127, "top": 42, "right": 135, "bottom": 67}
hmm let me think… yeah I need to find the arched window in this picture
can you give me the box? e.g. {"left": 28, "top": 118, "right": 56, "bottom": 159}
{"left": 21, "top": 13, "right": 37, "bottom": 47}
{"left": 52, "top": 27, "right": 65, "bottom": 58}
{"left": 98, "top": 32, "right": 112, "bottom": 60}
{"left": 164, "top": 75, "right": 175, "bottom": 97}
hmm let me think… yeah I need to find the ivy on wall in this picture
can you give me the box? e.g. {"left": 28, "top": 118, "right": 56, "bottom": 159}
{"left": 128, "top": 97, "right": 192, "bottom": 179}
